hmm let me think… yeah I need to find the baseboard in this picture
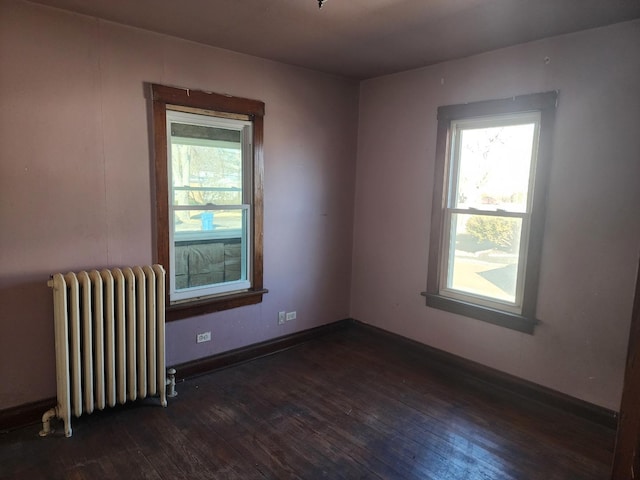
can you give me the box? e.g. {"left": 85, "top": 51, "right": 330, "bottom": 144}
{"left": 174, "top": 319, "right": 352, "bottom": 380}
{"left": 350, "top": 319, "right": 618, "bottom": 430}
{"left": 0, "top": 397, "right": 55, "bottom": 433}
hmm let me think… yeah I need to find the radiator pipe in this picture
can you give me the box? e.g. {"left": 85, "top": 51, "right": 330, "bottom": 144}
{"left": 39, "top": 407, "right": 58, "bottom": 437}
{"left": 167, "top": 368, "right": 178, "bottom": 398}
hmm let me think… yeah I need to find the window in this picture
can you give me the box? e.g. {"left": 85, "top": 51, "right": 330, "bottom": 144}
{"left": 151, "top": 84, "right": 266, "bottom": 321}
{"left": 424, "top": 92, "right": 557, "bottom": 333}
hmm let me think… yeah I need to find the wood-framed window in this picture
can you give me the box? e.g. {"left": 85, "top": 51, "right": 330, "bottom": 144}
{"left": 423, "top": 92, "right": 557, "bottom": 334}
{"left": 151, "top": 84, "right": 267, "bottom": 321}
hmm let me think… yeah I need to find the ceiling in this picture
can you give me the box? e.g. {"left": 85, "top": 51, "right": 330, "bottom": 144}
{"left": 27, "top": 0, "right": 640, "bottom": 79}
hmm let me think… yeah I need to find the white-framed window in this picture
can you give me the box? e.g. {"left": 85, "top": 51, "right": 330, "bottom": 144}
{"left": 424, "top": 92, "right": 557, "bottom": 333}
{"left": 440, "top": 112, "right": 540, "bottom": 313}
{"left": 166, "top": 110, "right": 252, "bottom": 302}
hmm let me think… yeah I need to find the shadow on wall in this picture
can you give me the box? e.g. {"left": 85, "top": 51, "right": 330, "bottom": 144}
{"left": 0, "top": 276, "right": 56, "bottom": 409}
{"left": 0, "top": 275, "right": 53, "bottom": 323}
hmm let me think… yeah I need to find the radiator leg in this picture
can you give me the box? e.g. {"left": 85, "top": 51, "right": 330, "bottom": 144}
{"left": 39, "top": 407, "right": 58, "bottom": 437}
{"left": 167, "top": 368, "right": 178, "bottom": 398}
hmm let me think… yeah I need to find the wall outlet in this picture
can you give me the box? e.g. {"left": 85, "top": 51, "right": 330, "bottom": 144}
{"left": 286, "top": 311, "right": 297, "bottom": 321}
{"left": 196, "top": 331, "right": 211, "bottom": 343}
{"left": 278, "top": 311, "right": 286, "bottom": 325}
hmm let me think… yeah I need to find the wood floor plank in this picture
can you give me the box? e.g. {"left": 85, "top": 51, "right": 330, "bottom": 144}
{"left": 0, "top": 324, "right": 614, "bottom": 479}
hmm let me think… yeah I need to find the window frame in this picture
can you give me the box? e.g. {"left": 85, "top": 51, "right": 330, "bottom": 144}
{"left": 151, "top": 84, "right": 267, "bottom": 322}
{"left": 423, "top": 92, "right": 557, "bottom": 334}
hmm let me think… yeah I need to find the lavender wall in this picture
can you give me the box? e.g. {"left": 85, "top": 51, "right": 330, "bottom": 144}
{"left": 0, "top": 0, "right": 358, "bottom": 409}
{"left": 352, "top": 20, "right": 640, "bottom": 410}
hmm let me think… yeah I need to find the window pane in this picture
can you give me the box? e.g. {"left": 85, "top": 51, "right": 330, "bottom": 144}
{"left": 454, "top": 123, "right": 536, "bottom": 212}
{"left": 446, "top": 213, "right": 523, "bottom": 304}
{"left": 170, "top": 124, "right": 243, "bottom": 207}
{"left": 174, "top": 238, "right": 244, "bottom": 290}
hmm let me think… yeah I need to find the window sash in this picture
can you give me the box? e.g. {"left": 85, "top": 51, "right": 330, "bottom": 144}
{"left": 169, "top": 208, "right": 252, "bottom": 302}
{"left": 439, "top": 211, "right": 529, "bottom": 313}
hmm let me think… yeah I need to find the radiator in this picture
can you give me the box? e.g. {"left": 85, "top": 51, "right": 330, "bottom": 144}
{"left": 41, "top": 264, "right": 168, "bottom": 438}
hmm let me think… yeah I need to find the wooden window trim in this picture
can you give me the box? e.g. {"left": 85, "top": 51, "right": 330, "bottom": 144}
{"left": 423, "top": 92, "right": 557, "bottom": 334}
{"left": 151, "top": 84, "right": 266, "bottom": 321}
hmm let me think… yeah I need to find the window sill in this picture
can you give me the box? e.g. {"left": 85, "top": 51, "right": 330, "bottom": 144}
{"left": 167, "top": 288, "right": 268, "bottom": 322}
{"left": 421, "top": 292, "right": 538, "bottom": 334}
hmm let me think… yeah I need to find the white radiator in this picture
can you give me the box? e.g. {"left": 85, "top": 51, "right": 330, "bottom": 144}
{"left": 41, "top": 264, "right": 168, "bottom": 437}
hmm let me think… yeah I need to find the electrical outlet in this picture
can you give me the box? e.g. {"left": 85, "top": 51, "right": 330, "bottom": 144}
{"left": 286, "top": 311, "right": 296, "bottom": 321}
{"left": 278, "top": 311, "right": 286, "bottom": 325}
{"left": 196, "top": 331, "right": 211, "bottom": 343}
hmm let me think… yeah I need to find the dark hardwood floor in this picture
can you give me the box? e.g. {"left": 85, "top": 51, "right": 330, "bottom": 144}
{"left": 1, "top": 324, "right": 614, "bottom": 479}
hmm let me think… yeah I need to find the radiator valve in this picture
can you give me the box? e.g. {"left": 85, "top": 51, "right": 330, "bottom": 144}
{"left": 39, "top": 407, "right": 59, "bottom": 437}
{"left": 167, "top": 368, "right": 178, "bottom": 398}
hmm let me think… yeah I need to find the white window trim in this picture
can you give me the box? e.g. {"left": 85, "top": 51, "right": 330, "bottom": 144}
{"left": 438, "top": 112, "right": 541, "bottom": 315}
{"left": 166, "top": 110, "right": 253, "bottom": 303}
